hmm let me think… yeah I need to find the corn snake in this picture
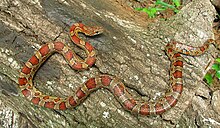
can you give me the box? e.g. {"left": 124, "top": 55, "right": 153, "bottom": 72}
{"left": 18, "top": 23, "right": 219, "bottom": 116}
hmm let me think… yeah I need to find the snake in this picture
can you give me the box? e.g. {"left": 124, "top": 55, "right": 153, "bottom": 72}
{"left": 18, "top": 23, "right": 219, "bottom": 116}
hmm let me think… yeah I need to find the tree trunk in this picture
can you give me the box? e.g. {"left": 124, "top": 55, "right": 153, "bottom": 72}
{"left": 0, "top": 0, "right": 219, "bottom": 127}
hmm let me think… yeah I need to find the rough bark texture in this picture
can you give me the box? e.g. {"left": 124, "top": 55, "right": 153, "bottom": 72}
{"left": 0, "top": 0, "right": 219, "bottom": 128}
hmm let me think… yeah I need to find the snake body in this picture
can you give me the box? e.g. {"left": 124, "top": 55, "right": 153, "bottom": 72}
{"left": 18, "top": 23, "right": 218, "bottom": 115}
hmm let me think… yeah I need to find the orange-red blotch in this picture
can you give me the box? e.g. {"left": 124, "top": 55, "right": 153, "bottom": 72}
{"left": 59, "top": 102, "right": 67, "bottom": 110}
{"left": 54, "top": 42, "right": 64, "bottom": 51}
{"left": 113, "top": 83, "right": 125, "bottom": 97}
{"left": 27, "top": 85, "right": 32, "bottom": 89}
{"left": 101, "top": 75, "right": 112, "bottom": 86}
{"left": 173, "top": 60, "right": 183, "bottom": 67}
{"left": 54, "top": 97, "right": 61, "bottom": 102}
{"left": 173, "top": 70, "right": 182, "bottom": 78}
{"left": 31, "top": 97, "right": 40, "bottom": 105}
{"left": 65, "top": 50, "right": 73, "bottom": 61}
{"left": 166, "top": 43, "right": 170, "bottom": 47}
{"left": 44, "top": 101, "right": 55, "bottom": 109}
{"left": 86, "top": 57, "right": 96, "bottom": 67}
{"left": 165, "top": 95, "right": 177, "bottom": 107}
{"left": 155, "top": 103, "right": 165, "bottom": 115}
{"left": 22, "top": 89, "right": 31, "bottom": 97}
{"left": 123, "top": 99, "right": 136, "bottom": 110}
{"left": 43, "top": 96, "right": 50, "bottom": 100}
{"left": 71, "top": 35, "right": 80, "bottom": 44}
{"left": 69, "top": 96, "right": 77, "bottom": 106}
{"left": 172, "top": 84, "right": 183, "bottom": 93}
{"left": 72, "top": 63, "right": 83, "bottom": 70}
{"left": 21, "top": 65, "right": 31, "bottom": 74}
{"left": 200, "top": 46, "right": 205, "bottom": 52}
{"left": 167, "top": 48, "right": 173, "bottom": 54}
{"left": 78, "top": 23, "right": 84, "bottom": 27}
{"left": 34, "top": 92, "right": 40, "bottom": 96}
{"left": 39, "top": 44, "right": 50, "bottom": 57}
{"left": 76, "top": 88, "right": 86, "bottom": 99}
{"left": 85, "top": 42, "right": 94, "bottom": 53}
{"left": 85, "top": 78, "right": 96, "bottom": 89}
{"left": 173, "top": 53, "right": 181, "bottom": 58}
{"left": 140, "top": 103, "right": 150, "bottom": 115}
{"left": 18, "top": 77, "right": 27, "bottom": 86}
{"left": 69, "top": 25, "right": 76, "bottom": 32}
{"left": 29, "top": 55, "right": 39, "bottom": 65}
{"left": 185, "top": 51, "right": 190, "bottom": 55}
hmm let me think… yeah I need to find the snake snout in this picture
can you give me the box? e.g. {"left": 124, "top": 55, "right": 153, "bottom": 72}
{"left": 85, "top": 26, "right": 104, "bottom": 36}
{"left": 94, "top": 30, "right": 103, "bottom": 35}
{"left": 92, "top": 26, "right": 104, "bottom": 36}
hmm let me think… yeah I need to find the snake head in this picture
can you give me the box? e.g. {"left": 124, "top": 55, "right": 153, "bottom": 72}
{"left": 83, "top": 26, "right": 104, "bottom": 36}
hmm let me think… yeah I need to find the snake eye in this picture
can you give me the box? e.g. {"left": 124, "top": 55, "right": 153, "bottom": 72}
{"left": 94, "top": 31, "right": 101, "bottom": 35}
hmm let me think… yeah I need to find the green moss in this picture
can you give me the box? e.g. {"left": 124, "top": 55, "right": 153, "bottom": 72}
{"left": 135, "top": 0, "right": 181, "bottom": 18}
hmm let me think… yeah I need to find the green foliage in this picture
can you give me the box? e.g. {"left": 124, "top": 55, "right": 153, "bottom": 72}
{"left": 216, "top": 58, "right": 220, "bottom": 63}
{"left": 172, "top": 0, "right": 181, "bottom": 7}
{"left": 155, "top": 0, "right": 176, "bottom": 9}
{"left": 212, "top": 63, "right": 220, "bottom": 71}
{"left": 204, "top": 58, "right": 220, "bottom": 85}
{"left": 135, "top": 7, "right": 165, "bottom": 18}
{"left": 135, "top": 0, "right": 181, "bottom": 18}
{"left": 204, "top": 74, "right": 213, "bottom": 85}
{"left": 216, "top": 70, "right": 220, "bottom": 79}
{"left": 212, "top": 62, "right": 220, "bottom": 80}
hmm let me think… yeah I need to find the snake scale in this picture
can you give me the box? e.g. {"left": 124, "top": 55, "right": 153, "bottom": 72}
{"left": 18, "top": 23, "right": 219, "bottom": 115}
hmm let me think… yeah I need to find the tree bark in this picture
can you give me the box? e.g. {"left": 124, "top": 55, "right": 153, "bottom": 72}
{"left": 0, "top": 0, "right": 219, "bottom": 127}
